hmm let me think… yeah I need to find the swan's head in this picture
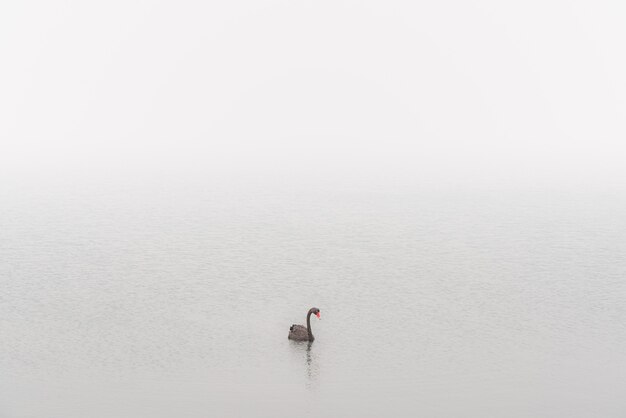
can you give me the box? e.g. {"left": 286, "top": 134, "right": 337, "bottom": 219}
{"left": 310, "top": 307, "right": 321, "bottom": 319}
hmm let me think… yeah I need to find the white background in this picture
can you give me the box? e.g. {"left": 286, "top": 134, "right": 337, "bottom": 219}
{"left": 2, "top": 0, "right": 625, "bottom": 189}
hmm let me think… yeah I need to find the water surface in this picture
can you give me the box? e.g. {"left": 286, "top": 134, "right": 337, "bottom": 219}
{"left": 1, "top": 179, "right": 625, "bottom": 417}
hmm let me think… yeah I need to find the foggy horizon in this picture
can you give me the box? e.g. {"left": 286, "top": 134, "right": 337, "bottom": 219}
{"left": 2, "top": 1, "right": 625, "bottom": 191}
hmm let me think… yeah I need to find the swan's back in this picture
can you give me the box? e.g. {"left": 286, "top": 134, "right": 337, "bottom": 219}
{"left": 288, "top": 324, "right": 310, "bottom": 341}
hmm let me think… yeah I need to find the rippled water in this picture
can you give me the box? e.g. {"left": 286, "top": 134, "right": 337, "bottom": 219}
{"left": 1, "top": 179, "right": 625, "bottom": 417}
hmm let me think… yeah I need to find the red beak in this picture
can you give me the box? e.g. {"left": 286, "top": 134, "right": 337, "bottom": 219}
{"left": 315, "top": 312, "right": 321, "bottom": 319}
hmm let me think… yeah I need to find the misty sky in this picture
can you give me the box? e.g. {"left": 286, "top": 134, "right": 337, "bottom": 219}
{"left": 2, "top": 1, "right": 625, "bottom": 188}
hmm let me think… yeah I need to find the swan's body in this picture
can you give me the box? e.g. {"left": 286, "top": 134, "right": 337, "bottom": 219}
{"left": 288, "top": 324, "right": 310, "bottom": 341}
{"left": 288, "top": 307, "right": 320, "bottom": 341}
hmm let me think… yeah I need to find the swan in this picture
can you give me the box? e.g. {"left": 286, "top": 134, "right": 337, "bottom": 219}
{"left": 288, "top": 307, "right": 320, "bottom": 341}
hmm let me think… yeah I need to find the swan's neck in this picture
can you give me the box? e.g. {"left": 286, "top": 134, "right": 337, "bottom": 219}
{"left": 306, "top": 311, "right": 314, "bottom": 341}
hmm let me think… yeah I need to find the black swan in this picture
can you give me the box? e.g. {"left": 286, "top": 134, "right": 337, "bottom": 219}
{"left": 288, "top": 307, "right": 320, "bottom": 341}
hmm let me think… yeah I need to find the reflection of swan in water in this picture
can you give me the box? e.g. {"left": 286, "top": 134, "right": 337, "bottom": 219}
{"left": 306, "top": 343, "right": 313, "bottom": 381}
{"left": 304, "top": 342, "right": 318, "bottom": 387}
{"left": 289, "top": 338, "right": 320, "bottom": 387}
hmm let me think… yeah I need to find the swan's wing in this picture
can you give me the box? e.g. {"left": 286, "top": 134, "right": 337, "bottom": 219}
{"left": 290, "top": 324, "right": 306, "bottom": 332}
{"left": 288, "top": 324, "right": 309, "bottom": 340}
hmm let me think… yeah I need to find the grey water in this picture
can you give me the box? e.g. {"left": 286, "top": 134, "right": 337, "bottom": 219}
{"left": 1, "top": 178, "right": 625, "bottom": 417}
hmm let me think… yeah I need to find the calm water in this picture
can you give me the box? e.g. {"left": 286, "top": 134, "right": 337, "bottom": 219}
{"left": 1, "top": 178, "right": 625, "bottom": 417}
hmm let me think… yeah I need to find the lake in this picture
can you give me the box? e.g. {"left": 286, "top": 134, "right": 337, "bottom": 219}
{"left": 1, "top": 177, "right": 624, "bottom": 417}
